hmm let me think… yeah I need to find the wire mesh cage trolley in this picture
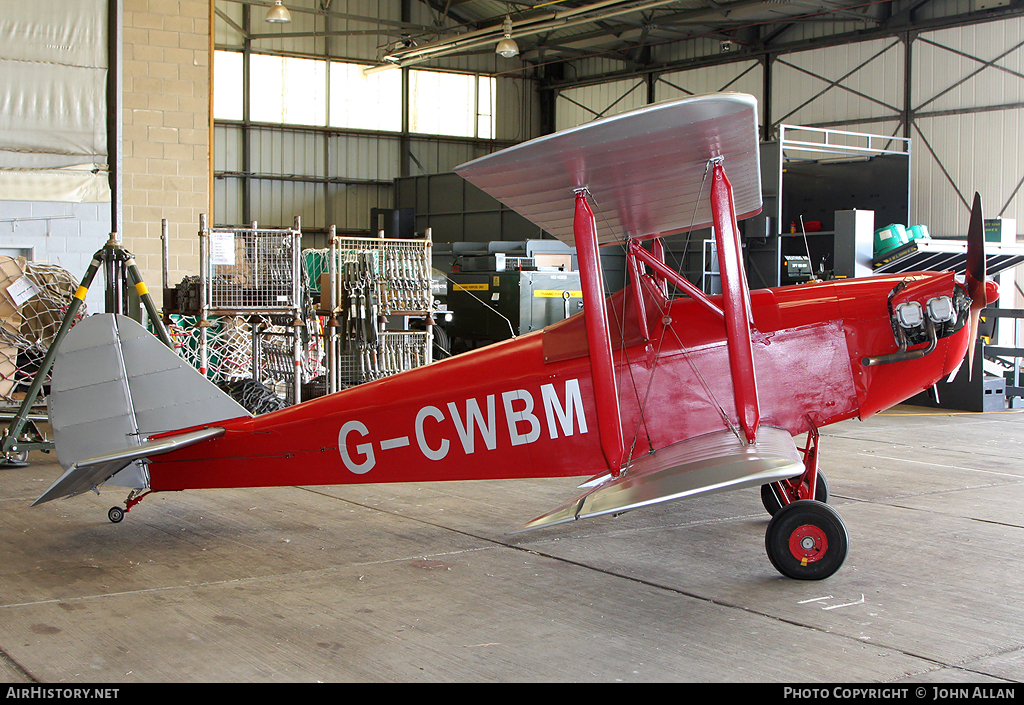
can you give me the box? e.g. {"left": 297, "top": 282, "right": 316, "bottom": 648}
{"left": 306, "top": 228, "right": 434, "bottom": 390}
{"left": 197, "top": 215, "right": 305, "bottom": 404}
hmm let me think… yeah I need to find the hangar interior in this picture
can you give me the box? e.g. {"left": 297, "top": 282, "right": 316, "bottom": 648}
{"left": 1, "top": 0, "right": 1024, "bottom": 684}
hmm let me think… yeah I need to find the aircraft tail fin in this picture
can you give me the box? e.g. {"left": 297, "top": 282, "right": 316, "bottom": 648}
{"left": 36, "top": 313, "right": 252, "bottom": 505}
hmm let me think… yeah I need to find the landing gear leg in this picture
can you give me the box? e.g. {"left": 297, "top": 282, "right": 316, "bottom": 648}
{"left": 761, "top": 426, "right": 827, "bottom": 516}
{"left": 761, "top": 428, "right": 849, "bottom": 579}
{"left": 762, "top": 471, "right": 829, "bottom": 516}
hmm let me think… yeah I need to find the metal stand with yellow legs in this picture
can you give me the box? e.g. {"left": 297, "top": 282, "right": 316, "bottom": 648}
{"left": 0, "top": 235, "right": 173, "bottom": 466}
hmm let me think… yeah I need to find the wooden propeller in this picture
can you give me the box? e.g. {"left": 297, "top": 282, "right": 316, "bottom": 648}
{"left": 964, "top": 192, "right": 986, "bottom": 380}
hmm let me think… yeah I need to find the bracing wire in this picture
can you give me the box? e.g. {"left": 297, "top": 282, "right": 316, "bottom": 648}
{"left": 439, "top": 269, "right": 517, "bottom": 341}
{"left": 587, "top": 159, "right": 743, "bottom": 472}
{"left": 586, "top": 190, "right": 650, "bottom": 466}
{"left": 620, "top": 161, "right": 737, "bottom": 464}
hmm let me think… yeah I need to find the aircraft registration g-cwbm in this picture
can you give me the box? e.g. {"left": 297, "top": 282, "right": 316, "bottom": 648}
{"left": 35, "top": 93, "right": 995, "bottom": 581}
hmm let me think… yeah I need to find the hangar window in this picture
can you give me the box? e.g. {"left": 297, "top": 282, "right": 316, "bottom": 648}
{"left": 249, "top": 54, "right": 327, "bottom": 127}
{"left": 213, "top": 50, "right": 244, "bottom": 121}
{"left": 409, "top": 70, "right": 496, "bottom": 139}
{"left": 328, "top": 62, "right": 402, "bottom": 132}
{"left": 477, "top": 75, "right": 496, "bottom": 139}
{"left": 214, "top": 53, "right": 496, "bottom": 139}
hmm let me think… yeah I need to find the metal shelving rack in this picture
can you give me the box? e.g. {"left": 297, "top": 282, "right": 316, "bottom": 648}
{"left": 747, "top": 125, "right": 912, "bottom": 289}
{"left": 311, "top": 227, "right": 434, "bottom": 392}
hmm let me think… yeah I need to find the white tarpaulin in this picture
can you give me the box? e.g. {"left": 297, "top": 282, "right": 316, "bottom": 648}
{"left": 0, "top": 2, "right": 110, "bottom": 202}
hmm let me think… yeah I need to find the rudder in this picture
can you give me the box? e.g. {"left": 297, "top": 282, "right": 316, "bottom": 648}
{"left": 35, "top": 313, "right": 252, "bottom": 505}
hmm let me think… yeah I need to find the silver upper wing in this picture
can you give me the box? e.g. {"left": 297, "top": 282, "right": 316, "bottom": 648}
{"left": 455, "top": 92, "right": 762, "bottom": 246}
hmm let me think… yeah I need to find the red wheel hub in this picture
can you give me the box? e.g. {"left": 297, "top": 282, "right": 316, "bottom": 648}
{"left": 788, "top": 523, "right": 828, "bottom": 564}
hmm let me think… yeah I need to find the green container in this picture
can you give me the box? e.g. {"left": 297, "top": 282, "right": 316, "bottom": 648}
{"left": 874, "top": 224, "right": 909, "bottom": 257}
{"left": 907, "top": 224, "right": 930, "bottom": 242}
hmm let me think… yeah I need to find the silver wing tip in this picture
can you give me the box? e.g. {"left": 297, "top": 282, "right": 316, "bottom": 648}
{"left": 30, "top": 494, "right": 56, "bottom": 507}
{"left": 507, "top": 514, "right": 578, "bottom": 536}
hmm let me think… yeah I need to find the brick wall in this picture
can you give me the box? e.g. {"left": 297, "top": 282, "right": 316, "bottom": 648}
{"left": 122, "top": 0, "right": 210, "bottom": 291}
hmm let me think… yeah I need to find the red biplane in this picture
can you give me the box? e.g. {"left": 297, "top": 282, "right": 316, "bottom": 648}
{"left": 34, "top": 93, "right": 994, "bottom": 580}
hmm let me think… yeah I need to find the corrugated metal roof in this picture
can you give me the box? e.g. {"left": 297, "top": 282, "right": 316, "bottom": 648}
{"left": 222, "top": 0, "right": 901, "bottom": 69}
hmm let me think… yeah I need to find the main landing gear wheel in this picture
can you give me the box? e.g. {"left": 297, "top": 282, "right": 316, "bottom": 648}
{"left": 765, "top": 500, "right": 848, "bottom": 580}
{"left": 108, "top": 506, "right": 125, "bottom": 523}
{"left": 761, "top": 471, "right": 830, "bottom": 516}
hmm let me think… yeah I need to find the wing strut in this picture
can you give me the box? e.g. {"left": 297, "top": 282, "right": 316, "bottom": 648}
{"left": 574, "top": 189, "right": 624, "bottom": 475}
{"left": 710, "top": 160, "right": 760, "bottom": 444}
{"left": 628, "top": 240, "right": 724, "bottom": 320}
{"left": 651, "top": 238, "right": 669, "bottom": 297}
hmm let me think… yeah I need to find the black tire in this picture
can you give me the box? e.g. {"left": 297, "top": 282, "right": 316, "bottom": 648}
{"left": 765, "top": 499, "right": 848, "bottom": 580}
{"left": 761, "top": 471, "right": 829, "bottom": 516}
{"left": 108, "top": 506, "right": 125, "bottom": 524}
{"left": 432, "top": 326, "right": 451, "bottom": 360}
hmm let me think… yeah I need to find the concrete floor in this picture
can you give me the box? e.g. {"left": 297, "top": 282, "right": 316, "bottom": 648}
{"left": 1, "top": 405, "right": 1024, "bottom": 683}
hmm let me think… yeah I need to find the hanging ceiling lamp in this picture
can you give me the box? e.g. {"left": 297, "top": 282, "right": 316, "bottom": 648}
{"left": 496, "top": 16, "right": 519, "bottom": 58}
{"left": 265, "top": 1, "right": 292, "bottom": 23}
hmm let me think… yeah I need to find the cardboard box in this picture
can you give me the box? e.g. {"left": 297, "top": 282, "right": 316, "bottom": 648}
{"left": 0, "top": 256, "right": 26, "bottom": 399}
{"left": 213, "top": 237, "right": 253, "bottom": 285}
{"left": 317, "top": 271, "right": 344, "bottom": 311}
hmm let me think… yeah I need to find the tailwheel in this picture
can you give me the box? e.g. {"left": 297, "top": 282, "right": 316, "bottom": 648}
{"left": 765, "top": 500, "right": 848, "bottom": 580}
{"left": 761, "top": 471, "right": 829, "bottom": 516}
{"left": 107, "top": 489, "right": 152, "bottom": 523}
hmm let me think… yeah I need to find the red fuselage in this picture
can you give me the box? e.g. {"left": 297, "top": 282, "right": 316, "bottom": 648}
{"left": 147, "top": 270, "right": 970, "bottom": 493}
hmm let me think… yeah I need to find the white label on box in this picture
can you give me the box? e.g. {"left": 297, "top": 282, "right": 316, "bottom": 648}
{"left": 5, "top": 275, "right": 40, "bottom": 307}
{"left": 210, "top": 231, "right": 236, "bottom": 265}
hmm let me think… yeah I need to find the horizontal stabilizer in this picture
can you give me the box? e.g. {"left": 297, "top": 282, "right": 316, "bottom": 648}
{"left": 511, "top": 427, "right": 802, "bottom": 534}
{"left": 32, "top": 427, "right": 225, "bottom": 506}
{"left": 37, "top": 313, "right": 252, "bottom": 504}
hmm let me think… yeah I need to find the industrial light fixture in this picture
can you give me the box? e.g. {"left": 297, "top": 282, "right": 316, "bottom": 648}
{"left": 265, "top": 1, "right": 292, "bottom": 23}
{"left": 496, "top": 16, "right": 519, "bottom": 58}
